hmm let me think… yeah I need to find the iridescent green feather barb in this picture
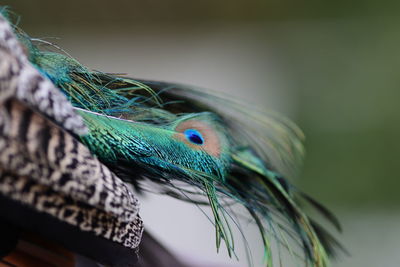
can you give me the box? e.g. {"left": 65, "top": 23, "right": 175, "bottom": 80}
{"left": 2, "top": 7, "right": 345, "bottom": 267}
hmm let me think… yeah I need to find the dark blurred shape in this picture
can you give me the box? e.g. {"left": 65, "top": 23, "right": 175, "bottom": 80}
{"left": 138, "top": 231, "right": 188, "bottom": 267}
{"left": 0, "top": 220, "right": 19, "bottom": 258}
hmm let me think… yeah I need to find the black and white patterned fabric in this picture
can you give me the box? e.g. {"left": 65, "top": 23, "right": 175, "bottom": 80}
{"left": 0, "top": 13, "right": 143, "bottom": 266}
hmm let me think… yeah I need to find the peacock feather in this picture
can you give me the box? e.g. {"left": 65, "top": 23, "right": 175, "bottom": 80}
{"left": 2, "top": 7, "right": 344, "bottom": 267}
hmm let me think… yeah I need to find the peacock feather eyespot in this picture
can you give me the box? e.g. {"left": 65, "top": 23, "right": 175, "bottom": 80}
{"left": 184, "top": 129, "right": 204, "bottom": 145}
{"left": 174, "top": 119, "right": 222, "bottom": 157}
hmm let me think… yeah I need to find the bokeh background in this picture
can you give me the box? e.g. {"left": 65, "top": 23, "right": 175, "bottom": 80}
{"left": 10, "top": 1, "right": 400, "bottom": 266}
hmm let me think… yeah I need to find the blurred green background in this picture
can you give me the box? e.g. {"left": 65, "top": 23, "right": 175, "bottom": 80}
{"left": 11, "top": 0, "right": 400, "bottom": 266}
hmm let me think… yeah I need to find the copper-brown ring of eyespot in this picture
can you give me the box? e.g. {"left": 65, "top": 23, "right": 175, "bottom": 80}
{"left": 173, "top": 120, "right": 221, "bottom": 157}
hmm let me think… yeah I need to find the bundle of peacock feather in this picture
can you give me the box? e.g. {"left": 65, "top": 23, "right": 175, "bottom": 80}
{"left": 0, "top": 7, "right": 345, "bottom": 267}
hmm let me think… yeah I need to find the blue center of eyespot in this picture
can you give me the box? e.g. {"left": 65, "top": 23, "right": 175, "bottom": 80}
{"left": 184, "top": 129, "right": 204, "bottom": 145}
